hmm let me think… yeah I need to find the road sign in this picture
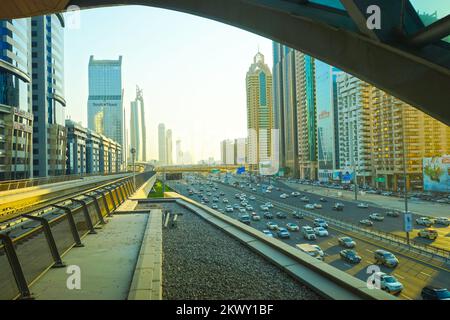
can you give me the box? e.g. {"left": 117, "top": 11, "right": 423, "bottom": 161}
{"left": 376, "top": 177, "right": 385, "bottom": 182}
{"left": 404, "top": 212, "right": 413, "bottom": 232}
{"left": 236, "top": 166, "right": 245, "bottom": 174}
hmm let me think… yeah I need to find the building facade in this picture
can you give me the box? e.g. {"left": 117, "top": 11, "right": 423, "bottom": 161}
{"left": 315, "top": 60, "right": 341, "bottom": 182}
{"left": 0, "top": 18, "right": 33, "bottom": 180}
{"left": 234, "top": 138, "right": 247, "bottom": 165}
{"left": 166, "top": 129, "right": 173, "bottom": 165}
{"left": 65, "top": 119, "right": 86, "bottom": 175}
{"left": 272, "top": 43, "right": 299, "bottom": 177}
{"left": 158, "top": 123, "right": 166, "bottom": 164}
{"left": 295, "top": 51, "right": 318, "bottom": 180}
{"left": 87, "top": 56, "right": 123, "bottom": 149}
{"left": 86, "top": 129, "right": 101, "bottom": 174}
{"left": 176, "top": 139, "right": 182, "bottom": 165}
{"left": 246, "top": 52, "right": 274, "bottom": 173}
{"left": 130, "top": 86, "right": 146, "bottom": 162}
{"left": 31, "top": 14, "right": 66, "bottom": 177}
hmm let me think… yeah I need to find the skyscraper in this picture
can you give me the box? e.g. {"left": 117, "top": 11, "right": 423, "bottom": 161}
{"left": 88, "top": 56, "right": 123, "bottom": 148}
{"left": 272, "top": 43, "right": 299, "bottom": 177}
{"left": 246, "top": 52, "right": 274, "bottom": 173}
{"left": 31, "top": 14, "right": 66, "bottom": 177}
{"left": 158, "top": 123, "right": 166, "bottom": 164}
{"left": 0, "top": 18, "right": 33, "bottom": 180}
{"left": 234, "top": 138, "right": 247, "bottom": 165}
{"left": 166, "top": 129, "right": 173, "bottom": 165}
{"left": 315, "top": 60, "right": 341, "bottom": 182}
{"left": 130, "top": 86, "right": 146, "bottom": 162}
{"left": 176, "top": 139, "right": 182, "bottom": 165}
{"left": 295, "top": 51, "right": 318, "bottom": 180}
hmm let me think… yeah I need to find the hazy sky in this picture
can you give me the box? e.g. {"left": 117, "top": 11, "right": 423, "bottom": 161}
{"left": 64, "top": 6, "right": 273, "bottom": 163}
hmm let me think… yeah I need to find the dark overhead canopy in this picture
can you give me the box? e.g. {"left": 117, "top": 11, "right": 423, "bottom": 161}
{"left": 1, "top": 0, "right": 449, "bottom": 125}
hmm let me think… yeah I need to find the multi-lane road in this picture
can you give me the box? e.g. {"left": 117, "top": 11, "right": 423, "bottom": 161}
{"left": 168, "top": 174, "right": 450, "bottom": 300}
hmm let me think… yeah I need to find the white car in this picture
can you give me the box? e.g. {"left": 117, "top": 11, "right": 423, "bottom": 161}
{"left": 369, "top": 213, "right": 384, "bottom": 221}
{"left": 300, "top": 196, "right": 309, "bottom": 202}
{"left": 291, "top": 191, "right": 300, "bottom": 197}
{"left": 262, "top": 230, "right": 274, "bottom": 237}
{"left": 252, "top": 215, "right": 261, "bottom": 221}
{"left": 435, "top": 217, "right": 450, "bottom": 226}
{"left": 314, "top": 227, "right": 329, "bottom": 237}
{"left": 249, "top": 196, "right": 256, "bottom": 201}
{"left": 225, "top": 207, "right": 234, "bottom": 212}
{"left": 373, "top": 272, "right": 403, "bottom": 294}
{"left": 246, "top": 205, "right": 254, "bottom": 211}
{"left": 314, "top": 218, "right": 328, "bottom": 228}
{"left": 260, "top": 205, "right": 269, "bottom": 211}
{"left": 280, "top": 193, "right": 289, "bottom": 199}
{"left": 416, "top": 217, "right": 433, "bottom": 227}
{"left": 212, "top": 204, "right": 218, "bottom": 209}
{"left": 266, "top": 202, "right": 274, "bottom": 208}
{"left": 304, "top": 204, "right": 315, "bottom": 209}
{"left": 357, "top": 203, "right": 369, "bottom": 208}
{"left": 313, "top": 203, "right": 322, "bottom": 209}
{"left": 311, "top": 245, "right": 325, "bottom": 258}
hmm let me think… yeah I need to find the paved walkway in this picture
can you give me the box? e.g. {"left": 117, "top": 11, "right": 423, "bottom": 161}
{"left": 283, "top": 182, "right": 450, "bottom": 218}
{"left": 29, "top": 214, "right": 148, "bottom": 300}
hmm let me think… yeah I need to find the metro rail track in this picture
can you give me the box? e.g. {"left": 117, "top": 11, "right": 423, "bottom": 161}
{"left": 0, "top": 174, "right": 132, "bottom": 227}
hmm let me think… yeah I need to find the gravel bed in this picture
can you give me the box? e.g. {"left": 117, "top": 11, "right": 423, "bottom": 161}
{"left": 156, "top": 202, "right": 321, "bottom": 300}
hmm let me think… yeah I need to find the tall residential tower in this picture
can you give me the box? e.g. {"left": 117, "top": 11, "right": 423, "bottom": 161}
{"left": 158, "top": 123, "right": 166, "bottom": 164}
{"left": 130, "top": 86, "right": 146, "bottom": 162}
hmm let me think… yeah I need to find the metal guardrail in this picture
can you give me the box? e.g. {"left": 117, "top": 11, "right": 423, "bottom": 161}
{"left": 224, "top": 182, "right": 450, "bottom": 263}
{"left": 0, "top": 171, "right": 132, "bottom": 192}
{"left": 0, "top": 171, "right": 154, "bottom": 300}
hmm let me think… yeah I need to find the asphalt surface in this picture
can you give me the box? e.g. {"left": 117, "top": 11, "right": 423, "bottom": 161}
{"left": 168, "top": 175, "right": 450, "bottom": 300}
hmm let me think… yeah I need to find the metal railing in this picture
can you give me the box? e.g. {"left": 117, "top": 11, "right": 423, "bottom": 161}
{"left": 0, "top": 171, "right": 154, "bottom": 300}
{"left": 0, "top": 171, "right": 132, "bottom": 192}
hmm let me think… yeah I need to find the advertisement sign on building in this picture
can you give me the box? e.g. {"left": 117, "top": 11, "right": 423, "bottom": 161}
{"left": 423, "top": 155, "right": 450, "bottom": 193}
{"left": 404, "top": 212, "right": 413, "bottom": 232}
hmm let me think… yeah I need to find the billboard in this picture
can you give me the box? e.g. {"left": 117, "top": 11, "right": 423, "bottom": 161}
{"left": 423, "top": 155, "right": 450, "bottom": 193}
{"left": 165, "top": 173, "right": 183, "bottom": 181}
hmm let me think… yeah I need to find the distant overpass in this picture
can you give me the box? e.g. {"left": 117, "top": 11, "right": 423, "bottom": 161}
{"left": 154, "top": 164, "right": 247, "bottom": 173}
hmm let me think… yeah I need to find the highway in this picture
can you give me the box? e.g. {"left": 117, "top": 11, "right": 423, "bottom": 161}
{"left": 230, "top": 176, "right": 450, "bottom": 252}
{"left": 168, "top": 174, "right": 450, "bottom": 300}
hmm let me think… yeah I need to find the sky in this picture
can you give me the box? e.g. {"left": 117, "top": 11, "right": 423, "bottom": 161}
{"left": 64, "top": 6, "right": 273, "bottom": 163}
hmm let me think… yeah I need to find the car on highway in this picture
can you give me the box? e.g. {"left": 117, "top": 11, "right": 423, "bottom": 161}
{"left": 314, "top": 227, "right": 329, "bottom": 237}
{"left": 332, "top": 203, "right": 344, "bottom": 211}
{"left": 277, "top": 227, "right": 290, "bottom": 239}
{"left": 319, "top": 197, "right": 327, "bottom": 202}
{"left": 311, "top": 245, "right": 325, "bottom": 259}
{"left": 266, "top": 222, "right": 278, "bottom": 230}
{"left": 301, "top": 226, "right": 317, "bottom": 240}
{"left": 238, "top": 207, "right": 246, "bottom": 213}
{"left": 251, "top": 215, "right": 261, "bottom": 221}
{"left": 291, "top": 191, "right": 301, "bottom": 197}
{"left": 386, "top": 211, "right": 400, "bottom": 217}
{"left": 262, "top": 230, "right": 274, "bottom": 237}
{"left": 266, "top": 202, "right": 274, "bottom": 208}
{"left": 249, "top": 196, "right": 256, "bottom": 201}
{"left": 300, "top": 196, "right": 310, "bottom": 202}
{"left": 263, "top": 212, "right": 274, "bottom": 219}
{"left": 313, "top": 218, "right": 328, "bottom": 228}
{"left": 292, "top": 212, "right": 304, "bottom": 219}
{"left": 220, "top": 192, "right": 225, "bottom": 196}
{"left": 374, "top": 250, "right": 398, "bottom": 268}
{"left": 313, "top": 203, "right": 322, "bottom": 209}
{"left": 357, "top": 203, "right": 369, "bottom": 208}
{"left": 225, "top": 206, "right": 234, "bottom": 212}
{"left": 212, "top": 204, "right": 218, "bottom": 209}
{"left": 212, "top": 197, "right": 219, "bottom": 202}
{"left": 416, "top": 217, "right": 433, "bottom": 227}
{"left": 246, "top": 205, "right": 254, "bottom": 211}
{"left": 260, "top": 205, "right": 269, "bottom": 211}
{"left": 339, "top": 249, "right": 362, "bottom": 264}
{"left": 222, "top": 198, "right": 229, "bottom": 203}
{"left": 373, "top": 272, "right": 403, "bottom": 294}
{"left": 421, "top": 286, "right": 450, "bottom": 300}
{"left": 369, "top": 213, "right": 384, "bottom": 221}
{"left": 359, "top": 219, "right": 373, "bottom": 226}
{"left": 280, "top": 193, "right": 289, "bottom": 199}
{"left": 296, "top": 243, "right": 323, "bottom": 260}
{"left": 338, "top": 237, "right": 356, "bottom": 248}
{"left": 304, "top": 204, "right": 315, "bottom": 210}
{"left": 238, "top": 215, "right": 251, "bottom": 225}
{"left": 286, "top": 223, "right": 299, "bottom": 231}
{"left": 276, "top": 212, "right": 287, "bottom": 219}
{"left": 435, "top": 217, "right": 450, "bottom": 226}
{"left": 233, "top": 203, "right": 240, "bottom": 209}
{"left": 418, "top": 228, "right": 438, "bottom": 240}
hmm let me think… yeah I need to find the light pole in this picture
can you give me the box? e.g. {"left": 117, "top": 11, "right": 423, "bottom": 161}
{"left": 349, "top": 121, "right": 358, "bottom": 201}
{"left": 401, "top": 112, "right": 410, "bottom": 245}
{"left": 131, "top": 148, "right": 136, "bottom": 189}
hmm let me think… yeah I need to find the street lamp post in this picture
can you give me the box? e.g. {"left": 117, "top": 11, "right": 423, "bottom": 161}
{"left": 401, "top": 114, "right": 410, "bottom": 245}
{"left": 131, "top": 148, "right": 136, "bottom": 189}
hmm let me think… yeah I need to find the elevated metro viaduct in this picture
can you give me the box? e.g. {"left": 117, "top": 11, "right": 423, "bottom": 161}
{"left": 154, "top": 165, "right": 248, "bottom": 173}
{"left": 1, "top": 0, "right": 449, "bottom": 125}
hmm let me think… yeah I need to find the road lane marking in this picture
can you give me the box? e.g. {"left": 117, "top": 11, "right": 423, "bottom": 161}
{"left": 365, "top": 249, "right": 374, "bottom": 253}
{"left": 393, "top": 274, "right": 405, "bottom": 279}
{"left": 400, "top": 294, "right": 412, "bottom": 300}
{"left": 327, "top": 242, "right": 334, "bottom": 246}
{"left": 420, "top": 271, "right": 431, "bottom": 277}
{"left": 344, "top": 263, "right": 352, "bottom": 268}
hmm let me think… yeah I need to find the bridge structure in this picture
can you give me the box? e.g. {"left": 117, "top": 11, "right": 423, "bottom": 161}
{"left": 154, "top": 164, "right": 247, "bottom": 173}
{"left": 1, "top": 0, "right": 449, "bottom": 125}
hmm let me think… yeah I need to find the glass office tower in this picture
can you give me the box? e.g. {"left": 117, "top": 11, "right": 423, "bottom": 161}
{"left": 88, "top": 56, "right": 123, "bottom": 149}
{"left": 0, "top": 18, "right": 33, "bottom": 180}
